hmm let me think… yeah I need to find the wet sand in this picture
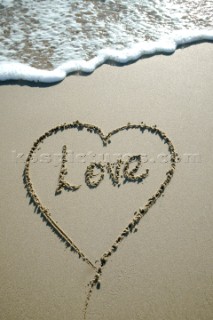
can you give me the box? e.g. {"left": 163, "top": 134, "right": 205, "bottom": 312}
{"left": 0, "top": 43, "right": 213, "bottom": 320}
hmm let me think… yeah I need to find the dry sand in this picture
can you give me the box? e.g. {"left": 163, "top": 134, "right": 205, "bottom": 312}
{"left": 0, "top": 43, "right": 213, "bottom": 320}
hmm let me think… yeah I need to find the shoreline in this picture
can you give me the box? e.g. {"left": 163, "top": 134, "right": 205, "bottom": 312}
{"left": 0, "top": 33, "right": 213, "bottom": 84}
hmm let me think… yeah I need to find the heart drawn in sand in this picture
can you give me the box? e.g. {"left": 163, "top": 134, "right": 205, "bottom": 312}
{"left": 23, "top": 121, "right": 177, "bottom": 316}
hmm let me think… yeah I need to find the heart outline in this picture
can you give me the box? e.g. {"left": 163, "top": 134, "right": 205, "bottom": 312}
{"left": 23, "top": 121, "right": 177, "bottom": 315}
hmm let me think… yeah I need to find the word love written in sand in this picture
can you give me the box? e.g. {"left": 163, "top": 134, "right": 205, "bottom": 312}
{"left": 55, "top": 145, "right": 149, "bottom": 194}
{"left": 23, "top": 121, "right": 177, "bottom": 315}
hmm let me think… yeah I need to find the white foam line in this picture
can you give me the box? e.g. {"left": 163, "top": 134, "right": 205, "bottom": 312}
{"left": 0, "top": 30, "right": 212, "bottom": 83}
{"left": 0, "top": 62, "right": 66, "bottom": 83}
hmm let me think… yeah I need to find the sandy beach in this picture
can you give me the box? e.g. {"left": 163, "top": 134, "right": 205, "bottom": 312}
{"left": 0, "top": 43, "right": 213, "bottom": 320}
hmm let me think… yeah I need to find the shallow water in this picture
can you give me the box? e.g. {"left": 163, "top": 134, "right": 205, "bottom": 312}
{"left": 0, "top": 0, "right": 212, "bottom": 82}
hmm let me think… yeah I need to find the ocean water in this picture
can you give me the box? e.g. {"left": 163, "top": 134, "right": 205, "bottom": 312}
{"left": 0, "top": 0, "right": 212, "bottom": 83}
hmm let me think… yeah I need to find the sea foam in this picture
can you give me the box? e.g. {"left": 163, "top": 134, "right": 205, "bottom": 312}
{"left": 0, "top": 0, "right": 212, "bottom": 83}
{"left": 0, "top": 30, "right": 212, "bottom": 83}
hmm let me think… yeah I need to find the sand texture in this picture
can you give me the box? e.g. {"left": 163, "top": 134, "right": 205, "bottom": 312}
{"left": 0, "top": 43, "right": 213, "bottom": 320}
